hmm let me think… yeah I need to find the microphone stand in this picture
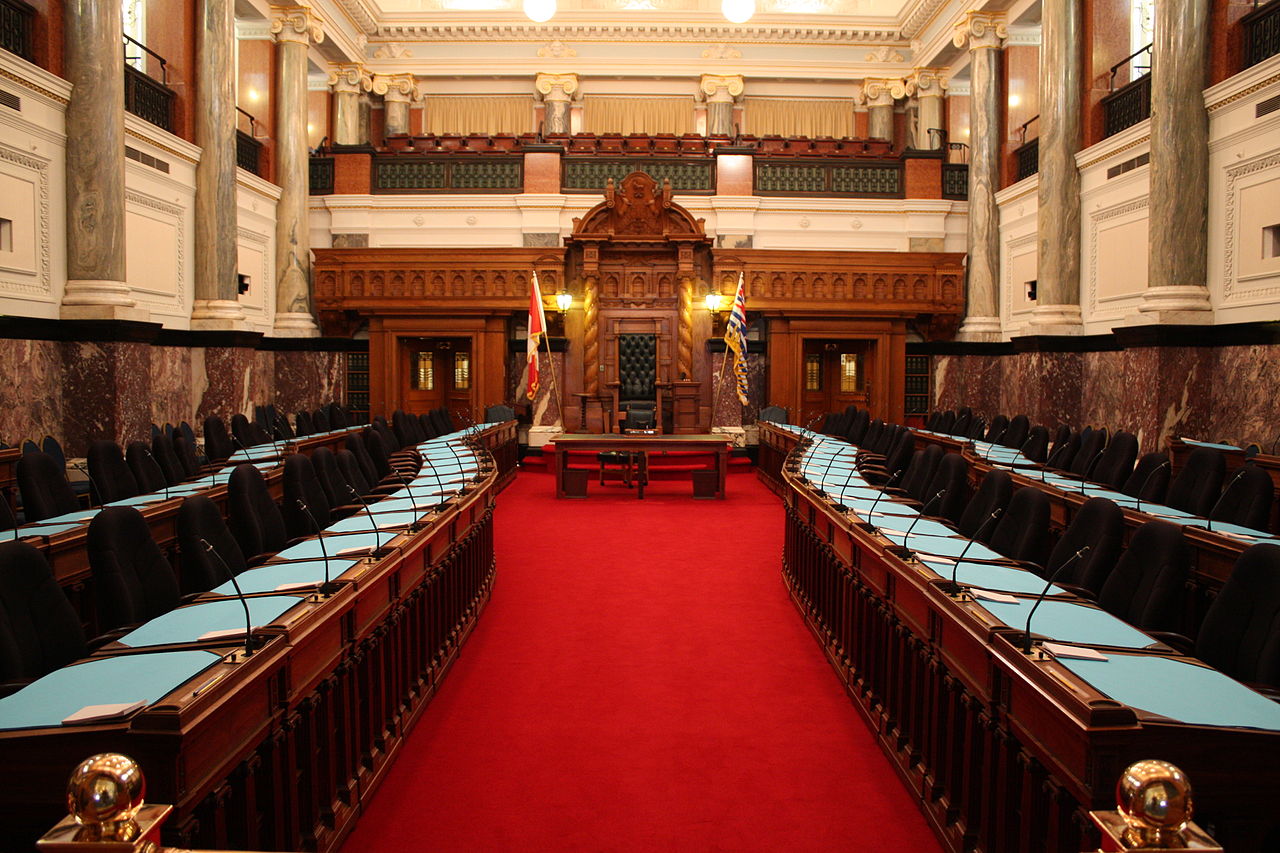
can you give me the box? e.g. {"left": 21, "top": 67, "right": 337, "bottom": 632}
{"left": 139, "top": 447, "right": 172, "bottom": 500}
{"left": 904, "top": 489, "right": 947, "bottom": 537}
{"left": 71, "top": 461, "right": 105, "bottom": 508}
{"left": 1205, "top": 466, "right": 1247, "bottom": 532}
{"left": 1021, "top": 546, "right": 1091, "bottom": 654}
{"left": 345, "top": 484, "right": 383, "bottom": 532}
{"left": 1134, "top": 460, "right": 1171, "bottom": 515}
{"left": 200, "top": 537, "right": 261, "bottom": 658}
{"left": 942, "top": 508, "right": 1003, "bottom": 596}
{"left": 860, "top": 469, "right": 903, "bottom": 528}
{"left": 296, "top": 498, "right": 337, "bottom": 596}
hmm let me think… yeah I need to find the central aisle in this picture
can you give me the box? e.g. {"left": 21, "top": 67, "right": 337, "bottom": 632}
{"left": 344, "top": 471, "right": 941, "bottom": 851}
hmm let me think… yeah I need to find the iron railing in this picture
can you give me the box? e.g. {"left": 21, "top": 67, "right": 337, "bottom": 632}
{"left": 1101, "top": 44, "right": 1153, "bottom": 137}
{"left": 310, "top": 156, "right": 334, "bottom": 195}
{"left": 942, "top": 163, "right": 969, "bottom": 200}
{"left": 235, "top": 107, "right": 262, "bottom": 175}
{"left": 373, "top": 156, "right": 523, "bottom": 193}
{"left": 754, "top": 159, "right": 902, "bottom": 197}
{"left": 561, "top": 157, "right": 715, "bottom": 193}
{"left": 0, "top": 0, "right": 34, "bottom": 61}
{"left": 1014, "top": 138, "right": 1040, "bottom": 181}
{"left": 122, "top": 36, "right": 173, "bottom": 132}
{"left": 1243, "top": 0, "right": 1280, "bottom": 67}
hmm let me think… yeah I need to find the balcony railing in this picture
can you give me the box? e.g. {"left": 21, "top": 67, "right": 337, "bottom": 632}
{"left": 1101, "top": 44, "right": 1152, "bottom": 138}
{"left": 310, "top": 156, "right": 334, "bottom": 195}
{"left": 373, "top": 156, "right": 523, "bottom": 193}
{"left": 1014, "top": 138, "right": 1040, "bottom": 181}
{"left": 942, "top": 163, "right": 969, "bottom": 200}
{"left": 754, "top": 159, "right": 902, "bottom": 197}
{"left": 122, "top": 35, "right": 174, "bottom": 132}
{"left": 1243, "top": 0, "right": 1280, "bottom": 67}
{"left": 0, "top": 0, "right": 34, "bottom": 61}
{"left": 235, "top": 107, "right": 263, "bottom": 176}
{"left": 562, "top": 157, "right": 714, "bottom": 193}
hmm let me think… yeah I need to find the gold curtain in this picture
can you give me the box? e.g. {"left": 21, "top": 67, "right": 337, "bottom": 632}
{"left": 746, "top": 98, "right": 854, "bottom": 137}
{"left": 582, "top": 97, "right": 696, "bottom": 135}
{"left": 422, "top": 96, "right": 533, "bottom": 135}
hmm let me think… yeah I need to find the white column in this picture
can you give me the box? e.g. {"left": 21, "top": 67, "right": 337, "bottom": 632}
{"left": 374, "top": 73, "right": 419, "bottom": 137}
{"left": 906, "top": 68, "right": 948, "bottom": 149}
{"left": 699, "top": 74, "right": 744, "bottom": 137}
{"left": 535, "top": 72, "right": 579, "bottom": 135}
{"left": 270, "top": 5, "right": 324, "bottom": 337}
{"left": 862, "top": 79, "right": 902, "bottom": 144}
{"left": 329, "top": 64, "right": 371, "bottom": 147}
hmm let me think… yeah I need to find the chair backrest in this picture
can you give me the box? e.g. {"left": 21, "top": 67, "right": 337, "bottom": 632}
{"left": 313, "top": 408, "right": 332, "bottom": 432}
{"left": 174, "top": 434, "right": 201, "bottom": 479}
{"left": 1090, "top": 431, "right": 1138, "bottom": 490}
{"left": 1049, "top": 423, "right": 1072, "bottom": 450}
{"left": 150, "top": 432, "right": 184, "bottom": 486}
{"left": 1046, "top": 497, "right": 1125, "bottom": 596}
{"left": 87, "top": 505, "right": 180, "bottom": 632}
{"left": 430, "top": 407, "right": 453, "bottom": 436}
{"left": 758, "top": 405, "right": 786, "bottom": 424}
{"left": 624, "top": 407, "right": 656, "bottom": 431}
{"left": 987, "top": 486, "right": 1051, "bottom": 566}
{"left": 39, "top": 435, "right": 66, "bottom": 470}
{"left": 363, "top": 429, "right": 393, "bottom": 479}
{"left": 957, "top": 469, "right": 1013, "bottom": 539}
{"left": 346, "top": 434, "right": 381, "bottom": 487}
{"left": 1046, "top": 430, "right": 1080, "bottom": 472}
{"left": 1122, "top": 451, "right": 1171, "bottom": 501}
{"left": 17, "top": 450, "right": 79, "bottom": 524}
{"left": 1020, "top": 426, "right": 1050, "bottom": 464}
{"left": 934, "top": 411, "right": 956, "bottom": 434}
{"left": 419, "top": 412, "right": 441, "bottom": 440}
{"left": 0, "top": 541, "right": 86, "bottom": 682}
{"left": 984, "top": 415, "right": 1009, "bottom": 444}
{"left": 374, "top": 420, "right": 400, "bottom": 454}
{"left": 311, "top": 447, "right": 352, "bottom": 509}
{"left": 336, "top": 448, "right": 373, "bottom": 497}
{"left": 950, "top": 411, "right": 972, "bottom": 437}
{"left": 925, "top": 453, "right": 969, "bottom": 525}
{"left": 861, "top": 419, "right": 885, "bottom": 452}
{"left": 20, "top": 439, "right": 39, "bottom": 457}
{"left": 1196, "top": 543, "right": 1280, "bottom": 689}
{"left": 295, "top": 411, "right": 315, "bottom": 437}
{"left": 845, "top": 410, "right": 870, "bottom": 445}
{"left": 272, "top": 411, "right": 295, "bottom": 441}
{"left": 1067, "top": 427, "right": 1108, "bottom": 478}
{"left": 1002, "top": 415, "right": 1030, "bottom": 450}
{"left": 125, "top": 441, "right": 168, "bottom": 494}
{"left": 1210, "top": 464, "right": 1274, "bottom": 532}
{"left": 328, "top": 402, "right": 349, "bottom": 429}
{"left": 1097, "top": 520, "right": 1188, "bottom": 632}
{"left": 905, "top": 445, "right": 945, "bottom": 504}
{"left": 202, "top": 416, "right": 234, "bottom": 464}
{"left": 176, "top": 496, "right": 246, "bottom": 596}
{"left": 880, "top": 430, "right": 915, "bottom": 480}
{"left": 966, "top": 417, "right": 987, "bottom": 440}
{"left": 1165, "top": 447, "right": 1227, "bottom": 517}
{"left": 230, "top": 413, "right": 258, "bottom": 450}
{"left": 393, "top": 410, "right": 421, "bottom": 448}
{"left": 178, "top": 421, "right": 199, "bottom": 458}
{"left": 227, "top": 463, "right": 289, "bottom": 562}
{"left": 282, "top": 454, "right": 332, "bottom": 539}
{"left": 87, "top": 440, "right": 139, "bottom": 505}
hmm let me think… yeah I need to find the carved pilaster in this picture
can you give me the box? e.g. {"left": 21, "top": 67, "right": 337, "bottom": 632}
{"left": 582, "top": 275, "right": 599, "bottom": 395}
{"left": 678, "top": 276, "right": 694, "bottom": 381}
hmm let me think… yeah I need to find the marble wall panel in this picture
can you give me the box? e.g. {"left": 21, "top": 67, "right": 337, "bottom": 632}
{"left": 195, "top": 347, "right": 257, "bottom": 428}
{"left": 274, "top": 350, "right": 346, "bottom": 416}
{"left": 1209, "top": 345, "right": 1280, "bottom": 450}
{"left": 932, "top": 354, "right": 1004, "bottom": 416}
{"left": 709, "top": 351, "right": 766, "bottom": 427}
{"left": 150, "top": 345, "right": 194, "bottom": 429}
{"left": 0, "top": 338, "right": 63, "bottom": 447}
{"left": 249, "top": 351, "right": 275, "bottom": 411}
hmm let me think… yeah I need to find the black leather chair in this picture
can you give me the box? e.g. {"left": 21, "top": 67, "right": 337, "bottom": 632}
{"left": 951, "top": 408, "right": 972, "bottom": 437}
{"left": 20, "top": 439, "right": 38, "bottom": 457}
{"left": 1097, "top": 520, "right": 1188, "bottom": 633}
{"left": 87, "top": 506, "right": 181, "bottom": 633}
{"left": 373, "top": 420, "right": 401, "bottom": 454}
{"left": 295, "top": 411, "right": 315, "bottom": 437}
{"left": 987, "top": 486, "right": 1050, "bottom": 566}
{"left": 984, "top": 415, "right": 1009, "bottom": 444}
{"left": 430, "top": 407, "right": 453, "bottom": 436}
{"left": 362, "top": 429, "right": 394, "bottom": 480}
{"left": 821, "top": 411, "right": 847, "bottom": 437}
{"left": 1002, "top": 415, "right": 1030, "bottom": 450}
{"left": 862, "top": 429, "right": 914, "bottom": 485}
{"left": 1191, "top": 543, "right": 1280, "bottom": 689}
{"left": 966, "top": 417, "right": 988, "bottom": 440}
{"left": 956, "top": 469, "right": 1013, "bottom": 539}
{"left": 346, "top": 433, "right": 382, "bottom": 488}
{"left": 393, "top": 410, "right": 423, "bottom": 448}
{"left": 313, "top": 408, "right": 331, "bottom": 432}
{"left": 87, "top": 440, "right": 140, "bottom": 505}
{"left": 272, "top": 411, "right": 295, "bottom": 441}
{"left": 1067, "top": 427, "right": 1108, "bottom": 479}
{"left": 419, "top": 412, "right": 441, "bottom": 440}
{"left": 328, "top": 402, "right": 350, "bottom": 429}
{"left": 150, "top": 432, "right": 185, "bottom": 486}
{"left": 336, "top": 448, "right": 374, "bottom": 498}
{"left": 17, "top": 451, "right": 79, "bottom": 524}
{"left": 230, "top": 413, "right": 257, "bottom": 450}
{"left": 758, "top": 405, "right": 786, "bottom": 425}
{"left": 622, "top": 406, "right": 656, "bottom": 431}
{"left": 933, "top": 411, "right": 956, "bottom": 435}
{"left": 178, "top": 421, "right": 201, "bottom": 462}
{"left": 282, "top": 454, "right": 332, "bottom": 539}
{"left": 1045, "top": 427, "right": 1076, "bottom": 470}
{"left": 0, "top": 541, "right": 87, "bottom": 695}
{"left": 203, "top": 416, "right": 235, "bottom": 465}
{"left": 176, "top": 496, "right": 247, "bottom": 596}
{"left": 227, "top": 463, "right": 290, "bottom": 564}
{"left": 1165, "top": 447, "right": 1226, "bottom": 517}
{"left": 1089, "top": 430, "right": 1138, "bottom": 490}
{"left": 860, "top": 419, "right": 885, "bottom": 453}
{"left": 1123, "top": 451, "right": 1171, "bottom": 502}
{"left": 1020, "top": 426, "right": 1050, "bottom": 464}
{"left": 845, "top": 410, "right": 870, "bottom": 445}
{"left": 898, "top": 445, "right": 944, "bottom": 504}
{"left": 311, "top": 447, "right": 356, "bottom": 513}
{"left": 1045, "top": 497, "right": 1125, "bottom": 596}
{"left": 174, "top": 434, "right": 201, "bottom": 479}
{"left": 126, "top": 441, "right": 168, "bottom": 494}
{"left": 1210, "top": 464, "right": 1273, "bottom": 532}
{"left": 39, "top": 435, "right": 67, "bottom": 471}
{"left": 922, "top": 452, "right": 969, "bottom": 526}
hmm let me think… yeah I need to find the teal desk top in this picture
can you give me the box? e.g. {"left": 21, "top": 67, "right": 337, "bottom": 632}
{"left": 916, "top": 558, "right": 1066, "bottom": 597}
{"left": 904, "top": 533, "right": 1005, "bottom": 562}
{"left": 211, "top": 559, "right": 359, "bottom": 595}
{"left": 0, "top": 650, "right": 222, "bottom": 731}
{"left": 273, "top": 530, "right": 399, "bottom": 562}
{"left": 117, "top": 595, "right": 303, "bottom": 647}
{"left": 329, "top": 510, "right": 423, "bottom": 534}
{"left": 976, "top": 597, "right": 1156, "bottom": 649}
{"left": 1180, "top": 437, "right": 1243, "bottom": 452}
{"left": 17, "top": 521, "right": 83, "bottom": 538}
{"left": 876, "top": 517, "right": 956, "bottom": 540}
{"left": 1060, "top": 655, "right": 1280, "bottom": 730}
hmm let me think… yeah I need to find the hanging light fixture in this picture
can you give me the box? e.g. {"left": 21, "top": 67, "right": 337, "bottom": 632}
{"left": 556, "top": 290, "right": 573, "bottom": 313}
{"left": 524, "top": 0, "right": 556, "bottom": 22}
{"left": 721, "top": 0, "right": 755, "bottom": 23}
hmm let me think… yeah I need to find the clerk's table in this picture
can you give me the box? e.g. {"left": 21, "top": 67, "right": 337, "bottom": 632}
{"left": 550, "top": 433, "right": 732, "bottom": 499}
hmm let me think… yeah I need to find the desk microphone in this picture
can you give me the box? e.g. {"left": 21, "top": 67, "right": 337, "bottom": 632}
{"left": 388, "top": 461, "right": 444, "bottom": 515}
{"left": 295, "top": 498, "right": 337, "bottom": 596}
{"left": 71, "top": 461, "right": 105, "bottom": 507}
{"left": 345, "top": 483, "right": 382, "bottom": 533}
{"left": 417, "top": 454, "right": 464, "bottom": 505}
{"left": 942, "top": 508, "right": 1003, "bottom": 595}
{"left": 200, "top": 537, "right": 261, "bottom": 657}
{"left": 1021, "top": 546, "right": 1091, "bottom": 655}
{"left": 138, "top": 447, "right": 172, "bottom": 500}
{"left": 861, "top": 470, "right": 903, "bottom": 527}
{"left": 1134, "top": 460, "right": 1171, "bottom": 515}
{"left": 905, "top": 489, "right": 947, "bottom": 537}
{"left": 1205, "top": 466, "right": 1247, "bottom": 532}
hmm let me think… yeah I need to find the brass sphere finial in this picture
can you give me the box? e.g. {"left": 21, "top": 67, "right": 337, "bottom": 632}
{"left": 66, "top": 753, "right": 146, "bottom": 839}
{"left": 1116, "top": 759, "right": 1193, "bottom": 846}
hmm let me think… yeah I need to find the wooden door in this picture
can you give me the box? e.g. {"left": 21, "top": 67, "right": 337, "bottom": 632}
{"left": 800, "top": 339, "right": 874, "bottom": 423}
{"left": 400, "top": 338, "right": 473, "bottom": 423}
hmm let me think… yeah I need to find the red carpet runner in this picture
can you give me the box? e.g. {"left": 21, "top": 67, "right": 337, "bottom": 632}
{"left": 343, "top": 471, "right": 941, "bottom": 851}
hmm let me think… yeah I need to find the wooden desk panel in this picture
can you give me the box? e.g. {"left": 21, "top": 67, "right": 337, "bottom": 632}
{"left": 551, "top": 433, "right": 731, "bottom": 499}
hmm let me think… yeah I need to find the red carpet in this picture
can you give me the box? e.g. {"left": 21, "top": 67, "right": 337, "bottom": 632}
{"left": 343, "top": 471, "right": 941, "bottom": 852}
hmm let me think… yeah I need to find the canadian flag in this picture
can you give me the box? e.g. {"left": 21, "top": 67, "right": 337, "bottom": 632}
{"left": 526, "top": 272, "right": 547, "bottom": 401}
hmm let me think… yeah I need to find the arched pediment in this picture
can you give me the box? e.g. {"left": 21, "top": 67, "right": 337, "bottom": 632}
{"left": 569, "top": 172, "right": 709, "bottom": 242}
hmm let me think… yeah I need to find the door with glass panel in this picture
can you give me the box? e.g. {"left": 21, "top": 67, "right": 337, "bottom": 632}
{"left": 402, "top": 338, "right": 473, "bottom": 424}
{"left": 800, "top": 339, "right": 872, "bottom": 423}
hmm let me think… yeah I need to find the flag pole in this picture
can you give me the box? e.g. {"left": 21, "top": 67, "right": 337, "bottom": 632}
{"left": 542, "top": 319, "right": 565, "bottom": 429}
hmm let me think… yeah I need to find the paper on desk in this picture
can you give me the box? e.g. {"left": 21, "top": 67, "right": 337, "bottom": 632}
{"left": 62, "top": 700, "right": 146, "bottom": 725}
{"left": 197, "top": 627, "right": 248, "bottom": 642}
{"left": 1041, "top": 642, "right": 1108, "bottom": 661}
{"left": 274, "top": 581, "right": 318, "bottom": 592}
{"left": 971, "top": 589, "right": 1018, "bottom": 603}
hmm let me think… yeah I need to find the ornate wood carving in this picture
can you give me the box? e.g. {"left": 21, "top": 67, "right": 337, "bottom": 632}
{"left": 567, "top": 172, "right": 712, "bottom": 272}
{"left": 678, "top": 276, "right": 694, "bottom": 380}
{"left": 583, "top": 275, "right": 600, "bottom": 395}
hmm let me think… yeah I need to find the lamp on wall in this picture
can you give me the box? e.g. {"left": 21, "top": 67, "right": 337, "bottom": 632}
{"left": 556, "top": 290, "right": 573, "bottom": 314}
{"left": 704, "top": 292, "right": 723, "bottom": 313}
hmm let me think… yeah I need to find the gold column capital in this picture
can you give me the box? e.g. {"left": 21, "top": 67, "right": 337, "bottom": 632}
{"left": 699, "top": 74, "right": 745, "bottom": 102}
{"left": 905, "top": 67, "right": 949, "bottom": 97}
{"left": 953, "top": 10, "right": 1008, "bottom": 50}
{"left": 861, "top": 77, "right": 905, "bottom": 106}
{"left": 328, "top": 63, "right": 372, "bottom": 94}
{"left": 269, "top": 3, "right": 325, "bottom": 45}
{"left": 535, "top": 72, "right": 579, "bottom": 101}
{"left": 373, "top": 73, "right": 419, "bottom": 102}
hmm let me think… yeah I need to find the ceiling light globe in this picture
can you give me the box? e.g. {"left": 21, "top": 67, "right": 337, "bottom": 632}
{"left": 524, "top": 0, "right": 556, "bottom": 22}
{"left": 722, "top": 0, "right": 755, "bottom": 23}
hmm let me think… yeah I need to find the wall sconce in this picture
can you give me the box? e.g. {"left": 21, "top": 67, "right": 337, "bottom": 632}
{"left": 704, "top": 292, "right": 723, "bottom": 313}
{"left": 555, "top": 290, "right": 573, "bottom": 314}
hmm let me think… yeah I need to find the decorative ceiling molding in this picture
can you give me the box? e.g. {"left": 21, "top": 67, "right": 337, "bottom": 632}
{"left": 897, "top": 0, "right": 949, "bottom": 39}
{"left": 1005, "top": 24, "right": 1040, "bottom": 46}
{"left": 334, "top": 0, "right": 380, "bottom": 33}
{"left": 371, "top": 22, "right": 902, "bottom": 43}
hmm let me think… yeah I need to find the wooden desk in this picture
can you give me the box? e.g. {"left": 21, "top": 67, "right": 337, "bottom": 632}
{"left": 0, "top": 445, "right": 502, "bottom": 853}
{"left": 550, "top": 433, "right": 731, "bottom": 499}
{"left": 779, "top": 455, "right": 1280, "bottom": 853}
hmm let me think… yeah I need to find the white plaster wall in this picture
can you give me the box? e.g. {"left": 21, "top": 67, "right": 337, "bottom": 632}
{"left": 995, "top": 173, "right": 1037, "bottom": 337}
{"left": 236, "top": 171, "right": 282, "bottom": 332}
